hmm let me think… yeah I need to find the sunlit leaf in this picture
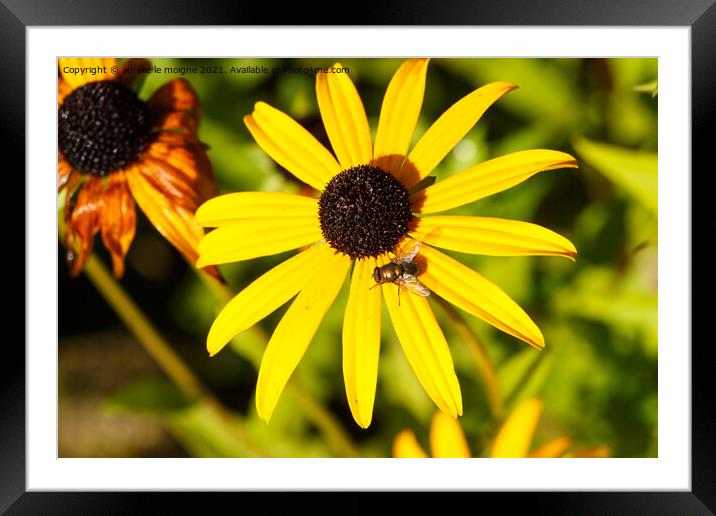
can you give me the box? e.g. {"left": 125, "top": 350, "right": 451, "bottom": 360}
{"left": 632, "top": 79, "right": 658, "bottom": 97}
{"left": 552, "top": 266, "right": 658, "bottom": 357}
{"left": 444, "top": 58, "right": 580, "bottom": 131}
{"left": 104, "top": 379, "right": 261, "bottom": 457}
{"left": 165, "top": 402, "right": 260, "bottom": 458}
{"left": 573, "top": 137, "right": 657, "bottom": 214}
{"left": 104, "top": 378, "right": 192, "bottom": 414}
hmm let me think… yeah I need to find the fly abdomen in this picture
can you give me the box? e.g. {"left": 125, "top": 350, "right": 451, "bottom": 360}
{"left": 402, "top": 261, "right": 418, "bottom": 276}
{"left": 374, "top": 263, "right": 403, "bottom": 283}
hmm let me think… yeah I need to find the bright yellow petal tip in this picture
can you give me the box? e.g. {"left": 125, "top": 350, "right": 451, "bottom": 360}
{"left": 393, "top": 429, "right": 429, "bottom": 458}
{"left": 430, "top": 411, "right": 471, "bottom": 458}
{"left": 491, "top": 397, "right": 543, "bottom": 458}
{"left": 410, "top": 216, "right": 578, "bottom": 261}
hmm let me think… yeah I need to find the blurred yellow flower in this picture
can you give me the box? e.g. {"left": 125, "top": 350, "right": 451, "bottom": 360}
{"left": 393, "top": 411, "right": 471, "bottom": 458}
{"left": 196, "top": 59, "right": 578, "bottom": 428}
{"left": 394, "top": 397, "right": 611, "bottom": 458}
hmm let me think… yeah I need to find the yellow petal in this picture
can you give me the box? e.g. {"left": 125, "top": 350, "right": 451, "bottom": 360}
{"left": 393, "top": 429, "right": 429, "bottom": 458}
{"left": 429, "top": 411, "right": 471, "bottom": 458}
{"left": 206, "top": 244, "right": 332, "bottom": 357}
{"left": 196, "top": 219, "right": 323, "bottom": 267}
{"left": 373, "top": 59, "right": 430, "bottom": 174}
{"left": 414, "top": 149, "right": 578, "bottom": 214}
{"left": 125, "top": 167, "right": 204, "bottom": 266}
{"left": 383, "top": 280, "right": 462, "bottom": 417}
{"left": 244, "top": 102, "right": 341, "bottom": 190}
{"left": 419, "top": 245, "right": 544, "bottom": 349}
{"left": 59, "top": 58, "right": 117, "bottom": 88}
{"left": 202, "top": 217, "right": 320, "bottom": 234}
{"left": 399, "top": 81, "right": 517, "bottom": 187}
{"left": 491, "top": 397, "right": 543, "bottom": 458}
{"left": 342, "top": 258, "right": 382, "bottom": 428}
{"left": 316, "top": 63, "right": 372, "bottom": 168}
{"left": 410, "top": 216, "right": 577, "bottom": 260}
{"left": 255, "top": 252, "right": 350, "bottom": 422}
{"left": 529, "top": 435, "right": 572, "bottom": 458}
{"left": 195, "top": 192, "right": 318, "bottom": 227}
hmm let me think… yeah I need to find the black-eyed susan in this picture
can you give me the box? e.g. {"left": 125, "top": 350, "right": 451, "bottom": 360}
{"left": 58, "top": 57, "right": 220, "bottom": 279}
{"left": 196, "top": 59, "right": 578, "bottom": 428}
{"left": 393, "top": 398, "right": 611, "bottom": 458}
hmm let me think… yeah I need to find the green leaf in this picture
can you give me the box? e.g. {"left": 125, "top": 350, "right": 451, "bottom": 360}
{"left": 573, "top": 137, "right": 657, "bottom": 214}
{"left": 104, "top": 378, "right": 192, "bottom": 414}
{"left": 130, "top": 71, "right": 148, "bottom": 97}
{"left": 165, "top": 402, "right": 259, "bottom": 457}
{"left": 443, "top": 58, "right": 581, "bottom": 131}
{"left": 552, "top": 266, "right": 658, "bottom": 357}
{"left": 105, "top": 379, "right": 266, "bottom": 457}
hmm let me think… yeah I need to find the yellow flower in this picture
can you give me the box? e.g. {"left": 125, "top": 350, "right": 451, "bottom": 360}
{"left": 196, "top": 59, "right": 578, "bottom": 428}
{"left": 394, "top": 398, "right": 611, "bottom": 458}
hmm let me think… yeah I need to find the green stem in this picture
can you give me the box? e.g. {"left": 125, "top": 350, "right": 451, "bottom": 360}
{"left": 82, "top": 256, "right": 263, "bottom": 457}
{"left": 501, "top": 351, "right": 544, "bottom": 410}
{"left": 85, "top": 256, "right": 204, "bottom": 400}
{"left": 58, "top": 195, "right": 263, "bottom": 456}
{"left": 434, "top": 296, "right": 503, "bottom": 420}
{"left": 291, "top": 383, "right": 361, "bottom": 458}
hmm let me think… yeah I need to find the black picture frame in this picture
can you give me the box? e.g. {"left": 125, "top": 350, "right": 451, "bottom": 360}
{"left": 5, "top": 0, "right": 710, "bottom": 513}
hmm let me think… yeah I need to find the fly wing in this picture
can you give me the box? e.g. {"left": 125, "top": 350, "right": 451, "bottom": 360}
{"left": 397, "top": 241, "right": 420, "bottom": 264}
{"left": 398, "top": 274, "right": 431, "bottom": 297}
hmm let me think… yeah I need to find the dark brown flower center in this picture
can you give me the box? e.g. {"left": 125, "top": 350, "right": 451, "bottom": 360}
{"left": 318, "top": 165, "right": 412, "bottom": 259}
{"left": 58, "top": 80, "right": 153, "bottom": 176}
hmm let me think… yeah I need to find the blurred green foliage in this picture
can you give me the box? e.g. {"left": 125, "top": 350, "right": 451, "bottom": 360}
{"left": 60, "top": 57, "right": 658, "bottom": 458}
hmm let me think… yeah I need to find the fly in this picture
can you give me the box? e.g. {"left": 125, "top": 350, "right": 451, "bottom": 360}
{"left": 372, "top": 241, "right": 431, "bottom": 303}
